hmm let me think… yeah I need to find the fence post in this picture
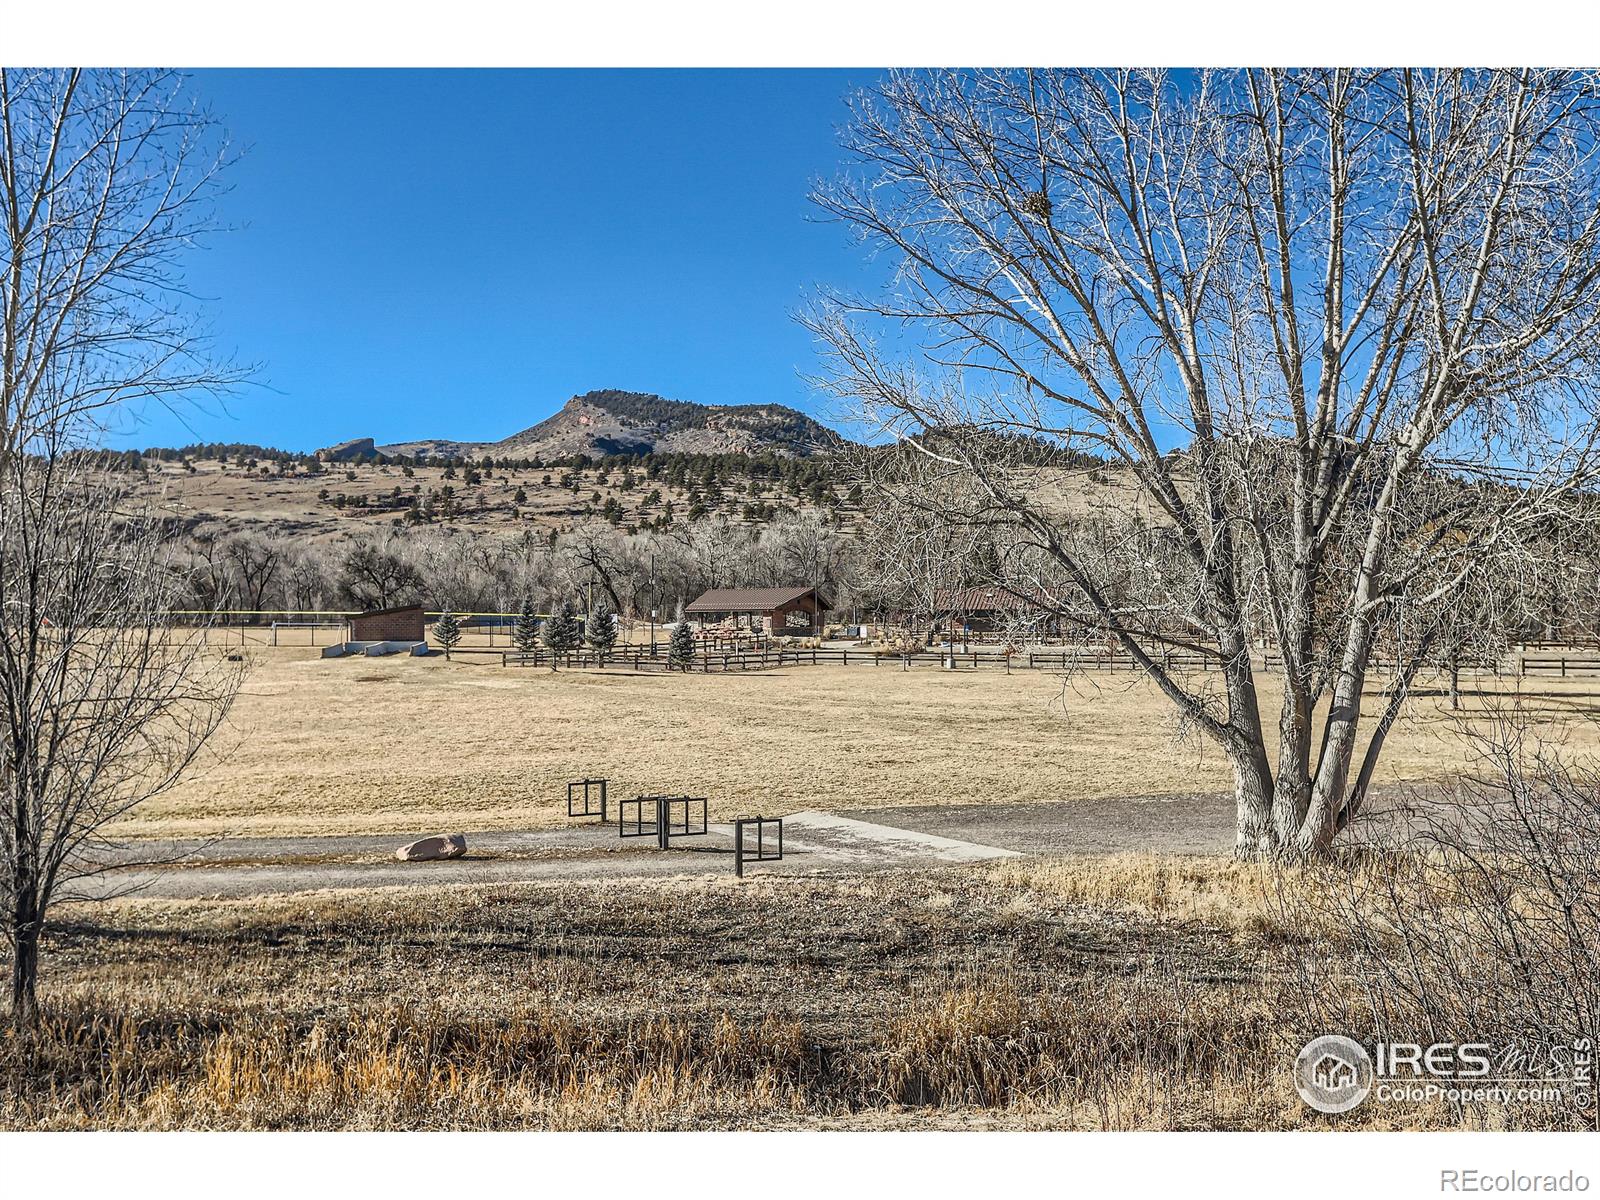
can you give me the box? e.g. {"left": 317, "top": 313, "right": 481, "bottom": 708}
{"left": 734, "top": 819, "right": 744, "bottom": 878}
{"left": 657, "top": 797, "right": 669, "bottom": 851}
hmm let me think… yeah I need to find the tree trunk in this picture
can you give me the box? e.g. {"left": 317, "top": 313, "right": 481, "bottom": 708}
{"left": 1216, "top": 626, "right": 1276, "bottom": 857}
{"left": 1231, "top": 744, "right": 1276, "bottom": 858}
{"left": 1301, "top": 532, "right": 1389, "bottom": 855}
{"left": 1272, "top": 684, "right": 1313, "bottom": 848}
{"left": 9, "top": 904, "right": 40, "bottom": 1028}
{"left": 1301, "top": 677, "right": 1365, "bottom": 856}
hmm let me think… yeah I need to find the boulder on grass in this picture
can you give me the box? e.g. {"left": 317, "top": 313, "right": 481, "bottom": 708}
{"left": 395, "top": 834, "right": 467, "bottom": 862}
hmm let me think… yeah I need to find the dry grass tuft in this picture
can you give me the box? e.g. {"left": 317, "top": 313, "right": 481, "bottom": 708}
{"left": 983, "top": 853, "right": 1299, "bottom": 941}
{"left": 874, "top": 972, "right": 1283, "bottom": 1129}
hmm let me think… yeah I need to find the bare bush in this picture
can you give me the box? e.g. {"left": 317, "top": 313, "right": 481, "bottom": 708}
{"left": 1280, "top": 717, "right": 1599, "bottom": 1122}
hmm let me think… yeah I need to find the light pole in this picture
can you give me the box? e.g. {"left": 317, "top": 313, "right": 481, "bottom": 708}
{"left": 648, "top": 553, "right": 658, "bottom": 652}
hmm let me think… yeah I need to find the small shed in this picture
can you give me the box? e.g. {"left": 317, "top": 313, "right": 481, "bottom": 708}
{"left": 349, "top": 603, "right": 426, "bottom": 643}
{"left": 685, "top": 587, "right": 825, "bottom": 636}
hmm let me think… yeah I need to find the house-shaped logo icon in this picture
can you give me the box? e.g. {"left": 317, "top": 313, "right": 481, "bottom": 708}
{"left": 1295, "top": 1035, "right": 1373, "bottom": 1113}
{"left": 1313, "top": 1053, "right": 1356, "bottom": 1091}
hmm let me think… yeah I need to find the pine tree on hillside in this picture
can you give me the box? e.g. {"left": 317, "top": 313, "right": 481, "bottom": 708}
{"left": 669, "top": 620, "right": 695, "bottom": 672}
{"left": 433, "top": 610, "right": 462, "bottom": 659}
{"left": 586, "top": 603, "right": 617, "bottom": 664}
{"left": 513, "top": 602, "right": 539, "bottom": 659}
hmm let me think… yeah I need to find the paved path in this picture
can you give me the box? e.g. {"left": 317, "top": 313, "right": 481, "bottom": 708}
{"left": 842, "top": 794, "right": 1238, "bottom": 855}
{"left": 845, "top": 787, "right": 1420, "bottom": 856}
{"left": 74, "top": 788, "right": 1432, "bottom": 903}
{"left": 77, "top": 810, "right": 1023, "bottom": 901}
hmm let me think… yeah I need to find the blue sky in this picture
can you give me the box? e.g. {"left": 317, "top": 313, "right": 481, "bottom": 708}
{"left": 107, "top": 69, "right": 885, "bottom": 452}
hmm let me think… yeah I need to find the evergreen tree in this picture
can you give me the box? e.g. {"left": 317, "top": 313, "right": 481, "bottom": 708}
{"left": 542, "top": 600, "right": 580, "bottom": 670}
{"left": 586, "top": 602, "right": 617, "bottom": 664}
{"left": 513, "top": 602, "right": 539, "bottom": 658}
{"left": 669, "top": 620, "right": 696, "bottom": 672}
{"left": 432, "top": 610, "right": 462, "bottom": 659}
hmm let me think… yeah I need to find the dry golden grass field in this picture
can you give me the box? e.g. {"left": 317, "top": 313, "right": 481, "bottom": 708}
{"left": 4, "top": 855, "right": 1536, "bottom": 1131}
{"left": 114, "top": 647, "right": 1600, "bottom": 840}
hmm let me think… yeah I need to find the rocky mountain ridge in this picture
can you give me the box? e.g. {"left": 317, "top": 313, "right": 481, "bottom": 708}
{"left": 319, "top": 390, "right": 846, "bottom": 461}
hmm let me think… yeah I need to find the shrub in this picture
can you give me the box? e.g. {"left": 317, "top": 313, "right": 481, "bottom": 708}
{"left": 1278, "top": 716, "right": 1599, "bottom": 1128}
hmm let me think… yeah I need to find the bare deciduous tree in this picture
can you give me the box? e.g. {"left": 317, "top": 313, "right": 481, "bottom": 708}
{"left": 0, "top": 446, "right": 243, "bottom": 1023}
{"left": 1, "top": 68, "right": 245, "bottom": 1023}
{"left": 851, "top": 445, "right": 992, "bottom": 667}
{"left": 338, "top": 535, "right": 423, "bottom": 611}
{"left": 223, "top": 532, "right": 285, "bottom": 615}
{"left": 809, "top": 69, "right": 1600, "bottom": 856}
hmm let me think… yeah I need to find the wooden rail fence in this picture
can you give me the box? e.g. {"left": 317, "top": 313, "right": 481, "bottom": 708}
{"left": 1517, "top": 655, "right": 1600, "bottom": 678}
{"left": 481, "top": 642, "right": 1600, "bottom": 683}
{"left": 498, "top": 644, "right": 1230, "bottom": 673}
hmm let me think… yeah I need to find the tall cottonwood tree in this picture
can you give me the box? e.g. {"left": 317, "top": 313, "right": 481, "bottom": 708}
{"left": 1, "top": 68, "right": 245, "bottom": 1022}
{"left": 809, "top": 69, "right": 1600, "bottom": 856}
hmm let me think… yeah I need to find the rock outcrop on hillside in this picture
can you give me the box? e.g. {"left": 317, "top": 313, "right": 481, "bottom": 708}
{"left": 316, "top": 437, "right": 377, "bottom": 462}
{"left": 368, "top": 390, "right": 844, "bottom": 461}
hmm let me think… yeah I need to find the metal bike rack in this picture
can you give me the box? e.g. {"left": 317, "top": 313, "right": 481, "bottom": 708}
{"left": 733, "top": 816, "right": 783, "bottom": 877}
{"left": 619, "top": 795, "right": 708, "bottom": 849}
{"left": 567, "top": 778, "right": 608, "bottom": 821}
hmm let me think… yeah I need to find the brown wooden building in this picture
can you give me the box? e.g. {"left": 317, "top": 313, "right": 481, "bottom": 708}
{"left": 932, "top": 586, "right": 1071, "bottom": 637}
{"left": 685, "top": 587, "right": 825, "bottom": 636}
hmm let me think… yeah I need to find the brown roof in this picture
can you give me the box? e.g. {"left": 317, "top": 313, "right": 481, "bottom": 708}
{"left": 686, "top": 587, "right": 820, "bottom": 614}
{"left": 934, "top": 586, "right": 1075, "bottom": 613}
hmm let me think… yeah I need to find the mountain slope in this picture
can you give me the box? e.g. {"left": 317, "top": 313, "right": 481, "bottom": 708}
{"left": 359, "top": 390, "right": 845, "bottom": 461}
